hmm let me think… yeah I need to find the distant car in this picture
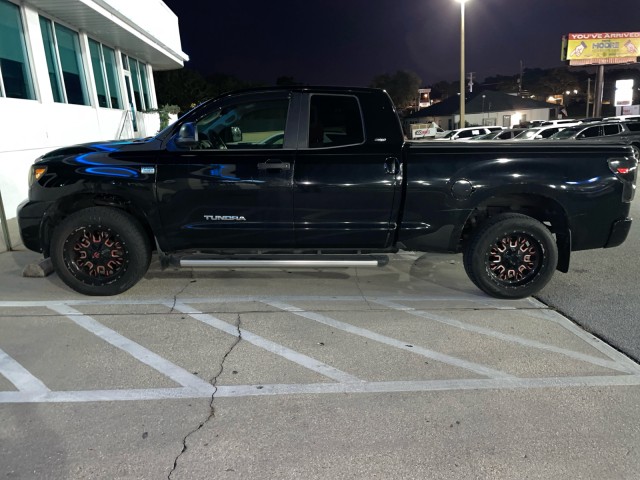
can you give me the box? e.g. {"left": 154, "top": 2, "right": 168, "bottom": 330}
{"left": 435, "top": 126, "right": 505, "bottom": 141}
{"left": 549, "top": 121, "right": 640, "bottom": 140}
{"left": 548, "top": 120, "right": 640, "bottom": 155}
{"left": 603, "top": 115, "right": 640, "bottom": 122}
{"left": 434, "top": 129, "right": 450, "bottom": 139}
{"left": 467, "top": 128, "right": 529, "bottom": 140}
{"left": 539, "top": 119, "right": 580, "bottom": 126}
{"left": 513, "top": 124, "right": 580, "bottom": 140}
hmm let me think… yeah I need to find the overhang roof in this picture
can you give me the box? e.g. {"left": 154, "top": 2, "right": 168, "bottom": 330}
{"left": 27, "top": 0, "right": 188, "bottom": 70}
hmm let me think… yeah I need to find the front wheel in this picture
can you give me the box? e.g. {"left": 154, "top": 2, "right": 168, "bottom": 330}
{"left": 463, "top": 213, "right": 558, "bottom": 299}
{"left": 50, "top": 207, "right": 151, "bottom": 296}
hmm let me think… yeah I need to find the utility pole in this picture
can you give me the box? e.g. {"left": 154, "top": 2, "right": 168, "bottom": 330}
{"left": 458, "top": 0, "right": 466, "bottom": 128}
{"left": 586, "top": 77, "right": 591, "bottom": 117}
{"left": 594, "top": 66, "right": 605, "bottom": 117}
{"left": 518, "top": 60, "right": 524, "bottom": 96}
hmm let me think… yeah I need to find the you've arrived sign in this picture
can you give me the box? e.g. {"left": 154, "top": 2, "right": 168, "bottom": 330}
{"left": 563, "top": 32, "right": 640, "bottom": 64}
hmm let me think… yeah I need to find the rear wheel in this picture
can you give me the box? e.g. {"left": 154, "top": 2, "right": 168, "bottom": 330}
{"left": 463, "top": 213, "right": 558, "bottom": 299}
{"left": 50, "top": 207, "right": 151, "bottom": 296}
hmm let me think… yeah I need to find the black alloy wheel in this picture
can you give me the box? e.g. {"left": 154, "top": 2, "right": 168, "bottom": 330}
{"left": 63, "top": 225, "right": 128, "bottom": 285}
{"left": 463, "top": 213, "right": 558, "bottom": 299}
{"left": 51, "top": 207, "right": 151, "bottom": 296}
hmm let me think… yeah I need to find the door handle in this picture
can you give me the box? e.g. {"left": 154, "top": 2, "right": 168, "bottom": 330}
{"left": 257, "top": 159, "right": 291, "bottom": 170}
{"left": 384, "top": 157, "right": 399, "bottom": 175}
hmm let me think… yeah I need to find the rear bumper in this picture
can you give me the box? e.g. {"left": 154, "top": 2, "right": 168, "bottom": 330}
{"left": 605, "top": 218, "right": 632, "bottom": 248}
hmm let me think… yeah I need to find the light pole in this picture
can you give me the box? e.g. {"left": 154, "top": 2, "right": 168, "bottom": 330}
{"left": 457, "top": 0, "right": 468, "bottom": 128}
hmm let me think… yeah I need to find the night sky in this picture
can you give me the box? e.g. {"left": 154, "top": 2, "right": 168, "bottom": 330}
{"left": 161, "top": 0, "right": 640, "bottom": 87}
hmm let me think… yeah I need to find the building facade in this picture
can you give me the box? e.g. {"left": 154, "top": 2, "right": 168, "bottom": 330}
{"left": 0, "top": 0, "right": 188, "bottom": 225}
{"left": 403, "top": 90, "right": 557, "bottom": 134}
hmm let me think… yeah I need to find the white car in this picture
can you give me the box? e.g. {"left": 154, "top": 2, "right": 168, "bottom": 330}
{"left": 513, "top": 124, "right": 580, "bottom": 140}
{"left": 434, "top": 126, "right": 505, "bottom": 141}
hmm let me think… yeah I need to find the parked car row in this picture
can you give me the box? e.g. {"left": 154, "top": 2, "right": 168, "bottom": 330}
{"left": 424, "top": 118, "right": 640, "bottom": 155}
{"left": 433, "top": 126, "right": 505, "bottom": 140}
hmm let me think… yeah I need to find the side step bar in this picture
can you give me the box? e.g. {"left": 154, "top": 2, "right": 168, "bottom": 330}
{"left": 171, "top": 254, "right": 389, "bottom": 268}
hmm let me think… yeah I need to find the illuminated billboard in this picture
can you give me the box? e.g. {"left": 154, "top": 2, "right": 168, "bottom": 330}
{"left": 563, "top": 32, "right": 640, "bottom": 64}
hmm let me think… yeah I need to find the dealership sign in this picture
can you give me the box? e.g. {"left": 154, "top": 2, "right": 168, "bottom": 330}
{"left": 563, "top": 32, "right": 640, "bottom": 64}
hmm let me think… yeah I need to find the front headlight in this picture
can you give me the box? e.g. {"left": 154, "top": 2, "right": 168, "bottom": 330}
{"left": 29, "top": 166, "right": 47, "bottom": 186}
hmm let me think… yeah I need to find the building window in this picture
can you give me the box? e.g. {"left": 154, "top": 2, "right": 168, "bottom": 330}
{"left": 138, "top": 61, "right": 151, "bottom": 109}
{"left": 103, "top": 47, "right": 121, "bottom": 109}
{"left": 129, "top": 57, "right": 142, "bottom": 110}
{"left": 39, "top": 17, "right": 89, "bottom": 105}
{"left": 0, "top": 0, "right": 35, "bottom": 100}
{"left": 39, "top": 17, "right": 63, "bottom": 102}
{"left": 88, "top": 39, "right": 121, "bottom": 109}
{"left": 122, "top": 54, "right": 152, "bottom": 111}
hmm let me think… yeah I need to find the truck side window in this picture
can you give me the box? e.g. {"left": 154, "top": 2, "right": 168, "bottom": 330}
{"left": 308, "top": 95, "right": 364, "bottom": 148}
{"left": 193, "top": 99, "right": 289, "bottom": 150}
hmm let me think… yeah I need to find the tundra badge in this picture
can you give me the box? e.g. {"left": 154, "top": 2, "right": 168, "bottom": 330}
{"left": 204, "top": 215, "right": 247, "bottom": 221}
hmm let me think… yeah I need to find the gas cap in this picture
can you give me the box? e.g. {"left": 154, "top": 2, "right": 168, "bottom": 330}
{"left": 451, "top": 179, "right": 474, "bottom": 199}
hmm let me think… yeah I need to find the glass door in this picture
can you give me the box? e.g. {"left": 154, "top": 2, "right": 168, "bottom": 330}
{"left": 123, "top": 71, "right": 137, "bottom": 133}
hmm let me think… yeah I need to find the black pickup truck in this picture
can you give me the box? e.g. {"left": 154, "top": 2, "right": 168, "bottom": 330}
{"left": 17, "top": 86, "right": 637, "bottom": 298}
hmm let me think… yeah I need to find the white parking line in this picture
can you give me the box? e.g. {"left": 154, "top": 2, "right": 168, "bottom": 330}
{"left": 0, "top": 296, "right": 637, "bottom": 404}
{"left": 0, "top": 347, "right": 50, "bottom": 393}
{"left": 372, "top": 299, "right": 636, "bottom": 374}
{"left": 2, "top": 375, "right": 640, "bottom": 403}
{"left": 264, "top": 300, "right": 515, "bottom": 379}
{"left": 0, "top": 294, "right": 532, "bottom": 309}
{"left": 214, "top": 375, "right": 640, "bottom": 397}
{"left": 170, "top": 302, "right": 363, "bottom": 384}
{"left": 48, "top": 304, "right": 212, "bottom": 392}
{"left": 523, "top": 300, "right": 640, "bottom": 375}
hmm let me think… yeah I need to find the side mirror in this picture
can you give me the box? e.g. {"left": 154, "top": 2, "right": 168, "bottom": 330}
{"left": 221, "top": 126, "right": 243, "bottom": 143}
{"left": 175, "top": 122, "right": 199, "bottom": 148}
{"left": 231, "top": 126, "right": 242, "bottom": 142}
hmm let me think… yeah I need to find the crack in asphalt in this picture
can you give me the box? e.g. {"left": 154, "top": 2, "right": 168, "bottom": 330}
{"left": 168, "top": 313, "right": 242, "bottom": 479}
{"left": 353, "top": 268, "right": 374, "bottom": 310}
{"left": 168, "top": 276, "right": 196, "bottom": 314}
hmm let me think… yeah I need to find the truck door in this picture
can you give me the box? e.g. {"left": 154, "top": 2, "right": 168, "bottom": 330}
{"left": 293, "top": 93, "right": 401, "bottom": 248}
{"left": 157, "top": 92, "right": 297, "bottom": 250}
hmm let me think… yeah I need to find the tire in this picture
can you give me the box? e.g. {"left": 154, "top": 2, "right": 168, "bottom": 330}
{"left": 463, "top": 213, "right": 558, "bottom": 299}
{"left": 50, "top": 207, "right": 151, "bottom": 296}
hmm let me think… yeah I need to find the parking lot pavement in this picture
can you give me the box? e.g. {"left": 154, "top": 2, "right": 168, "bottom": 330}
{"left": 2, "top": 247, "right": 640, "bottom": 479}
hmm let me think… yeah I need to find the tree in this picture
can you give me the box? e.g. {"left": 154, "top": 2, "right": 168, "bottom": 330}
{"left": 206, "top": 73, "right": 258, "bottom": 97}
{"left": 370, "top": 70, "right": 422, "bottom": 108}
{"left": 276, "top": 76, "right": 305, "bottom": 86}
{"left": 154, "top": 68, "right": 213, "bottom": 113}
{"left": 429, "top": 80, "right": 458, "bottom": 101}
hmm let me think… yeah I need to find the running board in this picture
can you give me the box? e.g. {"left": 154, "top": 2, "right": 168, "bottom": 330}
{"left": 172, "top": 254, "right": 389, "bottom": 268}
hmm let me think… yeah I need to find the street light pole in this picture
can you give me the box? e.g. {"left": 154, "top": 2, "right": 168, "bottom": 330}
{"left": 458, "top": 0, "right": 467, "bottom": 128}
